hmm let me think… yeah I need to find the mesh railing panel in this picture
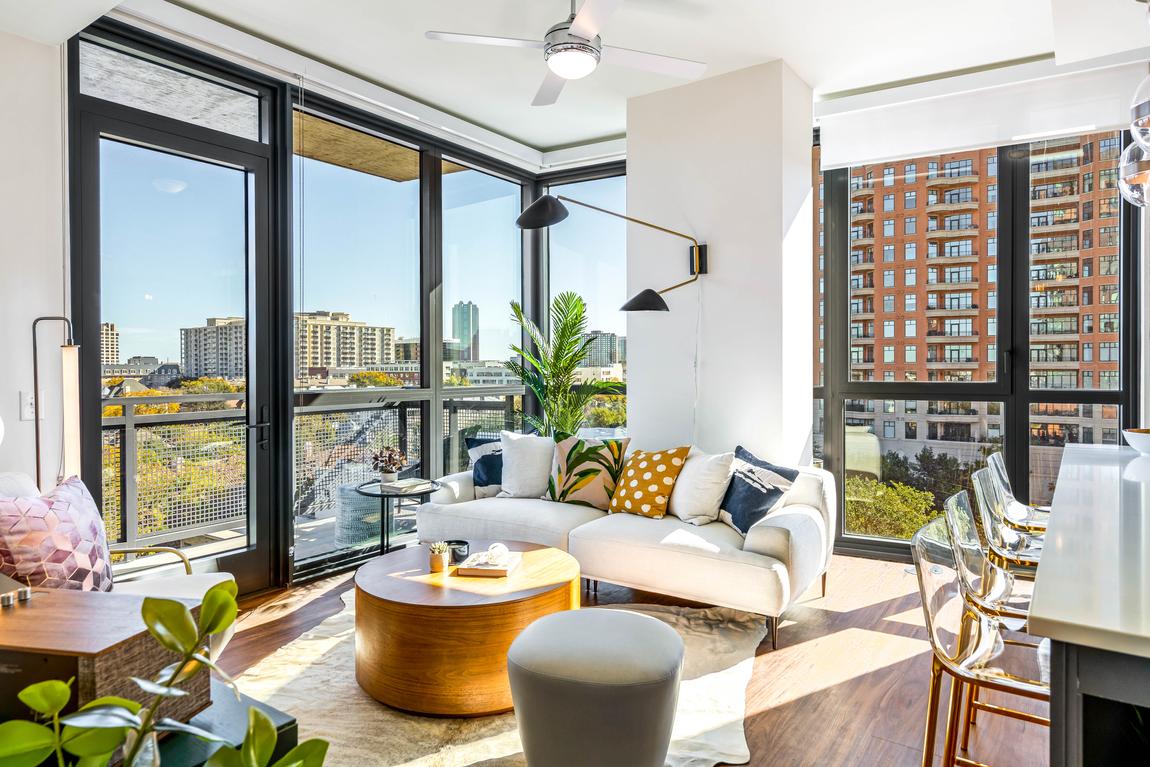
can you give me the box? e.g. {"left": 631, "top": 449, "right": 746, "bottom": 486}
{"left": 134, "top": 420, "right": 248, "bottom": 540}
{"left": 101, "top": 428, "right": 123, "bottom": 543}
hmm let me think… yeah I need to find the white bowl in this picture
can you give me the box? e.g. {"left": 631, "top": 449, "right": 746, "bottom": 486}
{"left": 1123, "top": 429, "right": 1150, "bottom": 455}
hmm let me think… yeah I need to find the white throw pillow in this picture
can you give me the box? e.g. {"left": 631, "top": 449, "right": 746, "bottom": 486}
{"left": 496, "top": 431, "right": 556, "bottom": 499}
{"left": 667, "top": 448, "right": 734, "bottom": 525}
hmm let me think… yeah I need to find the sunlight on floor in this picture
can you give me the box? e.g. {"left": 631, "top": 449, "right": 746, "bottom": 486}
{"left": 747, "top": 626, "right": 928, "bottom": 713}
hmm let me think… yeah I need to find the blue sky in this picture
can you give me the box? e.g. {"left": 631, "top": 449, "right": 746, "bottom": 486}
{"left": 100, "top": 138, "right": 627, "bottom": 366}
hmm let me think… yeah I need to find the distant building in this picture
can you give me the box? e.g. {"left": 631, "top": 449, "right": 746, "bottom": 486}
{"left": 574, "top": 365, "right": 624, "bottom": 385}
{"left": 142, "top": 363, "right": 182, "bottom": 389}
{"left": 181, "top": 317, "right": 246, "bottom": 380}
{"left": 582, "top": 330, "right": 618, "bottom": 367}
{"left": 102, "top": 355, "right": 160, "bottom": 380}
{"left": 451, "top": 301, "right": 480, "bottom": 361}
{"left": 393, "top": 337, "right": 466, "bottom": 363}
{"left": 617, "top": 336, "right": 626, "bottom": 364}
{"left": 451, "top": 360, "right": 519, "bottom": 387}
{"left": 100, "top": 323, "right": 120, "bottom": 365}
{"left": 293, "top": 311, "right": 395, "bottom": 377}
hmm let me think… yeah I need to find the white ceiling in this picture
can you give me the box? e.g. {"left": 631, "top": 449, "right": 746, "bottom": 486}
{"left": 158, "top": 0, "right": 1103, "bottom": 150}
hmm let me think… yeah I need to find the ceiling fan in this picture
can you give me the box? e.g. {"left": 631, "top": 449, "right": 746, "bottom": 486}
{"left": 426, "top": 0, "right": 707, "bottom": 106}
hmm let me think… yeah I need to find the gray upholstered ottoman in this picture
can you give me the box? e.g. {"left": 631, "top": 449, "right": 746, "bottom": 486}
{"left": 508, "top": 609, "right": 684, "bottom": 767}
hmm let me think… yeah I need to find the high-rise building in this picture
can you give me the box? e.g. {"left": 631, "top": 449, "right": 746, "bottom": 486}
{"left": 181, "top": 317, "right": 247, "bottom": 380}
{"left": 617, "top": 336, "right": 627, "bottom": 365}
{"left": 293, "top": 311, "right": 395, "bottom": 377}
{"left": 394, "top": 337, "right": 467, "bottom": 363}
{"left": 451, "top": 301, "right": 480, "bottom": 361}
{"left": 813, "top": 131, "right": 1123, "bottom": 503}
{"left": 582, "top": 330, "right": 618, "bottom": 367}
{"left": 100, "top": 322, "right": 120, "bottom": 365}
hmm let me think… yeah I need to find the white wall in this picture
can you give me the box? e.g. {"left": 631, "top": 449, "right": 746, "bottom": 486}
{"left": 626, "top": 61, "right": 814, "bottom": 464}
{"left": 0, "top": 30, "right": 67, "bottom": 483}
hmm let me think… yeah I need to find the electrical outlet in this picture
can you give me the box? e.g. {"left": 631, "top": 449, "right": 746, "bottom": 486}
{"left": 19, "top": 391, "right": 36, "bottom": 421}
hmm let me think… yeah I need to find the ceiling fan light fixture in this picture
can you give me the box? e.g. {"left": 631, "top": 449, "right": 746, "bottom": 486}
{"left": 546, "top": 44, "right": 599, "bottom": 79}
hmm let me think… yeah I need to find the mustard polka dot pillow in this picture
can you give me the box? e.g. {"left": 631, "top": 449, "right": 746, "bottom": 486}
{"left": 608, "top": 446, "right": 692, "bottom": 519}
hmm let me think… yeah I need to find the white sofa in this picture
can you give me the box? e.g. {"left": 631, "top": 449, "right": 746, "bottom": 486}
{"left": 418, "top": 464, "right": 836, "bottom": 648}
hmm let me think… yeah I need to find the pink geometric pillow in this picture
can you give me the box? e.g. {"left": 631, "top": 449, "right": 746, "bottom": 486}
{"left": 0, "top": 477, "right": 113, "bottom": 591}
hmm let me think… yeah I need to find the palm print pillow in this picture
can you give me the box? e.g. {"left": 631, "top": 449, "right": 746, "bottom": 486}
{"left": 546, "top": 435, "right": 630, "bottom": 510}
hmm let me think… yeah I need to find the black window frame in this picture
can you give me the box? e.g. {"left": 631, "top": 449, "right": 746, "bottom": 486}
{"left": 68, "top": 18, "right": 626, "bottom": 586}
{"left": 817, "top": 134, "right": 1140, "bottom": 561}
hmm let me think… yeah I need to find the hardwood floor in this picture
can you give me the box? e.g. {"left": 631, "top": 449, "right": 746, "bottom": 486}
{"left": 226, "top": 554, "right": 1048, "bottom": 767}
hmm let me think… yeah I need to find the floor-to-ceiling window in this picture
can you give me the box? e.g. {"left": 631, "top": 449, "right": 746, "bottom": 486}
{"left": 72, "top": 22, "right": 539, "bottom": 588}
{"left": 815, "top": 129, "right": 1138, "bottom": 552}
{"left": 74, "top": 32, "right": 279, "bottom": 591}
{"left": 439, "top": 161, "right": 525, "bottom": 475}
{"left": 546, "top": 173, "right": 628, "bottom": 435}
{"left": 290, "top": 110, "right": 424, "bottom": 567}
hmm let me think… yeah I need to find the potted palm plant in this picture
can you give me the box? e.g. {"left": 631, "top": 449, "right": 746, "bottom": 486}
{"left": 504, "top": 292, "right": 622, "bottom": 436}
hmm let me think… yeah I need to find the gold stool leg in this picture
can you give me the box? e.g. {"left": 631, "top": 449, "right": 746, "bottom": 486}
{"left": 941, "top": 676, "right": 965, "bottom": 767}
{"left": 921, "top": 657, "right": 944, "bottom": 767}
{"left": 961, "top": 683, "right": 978, "bottom": 752}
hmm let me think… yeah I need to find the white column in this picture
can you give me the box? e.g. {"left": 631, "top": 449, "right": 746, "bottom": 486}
{"left": 626, "top": 60, "right": 814, "bottom": 463}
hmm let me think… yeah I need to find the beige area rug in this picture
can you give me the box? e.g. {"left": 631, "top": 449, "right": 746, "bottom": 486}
{"left": 235, "top": 595, "right": 766, "bottom": 767}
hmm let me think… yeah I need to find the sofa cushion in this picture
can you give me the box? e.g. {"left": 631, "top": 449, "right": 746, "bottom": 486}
{"left": 668, "top": 448, "right": 734, "bottom": 525}
{"left": 0, "top": 477, "right": 114, "bottom": 592}
{"left": 498, "top": 431, "right": 556, "bottom": 499}
{"left": 473, "top": 453, "right": 503, "bottom": 499}
{"left": 719, "top": 446, "right": 800, "bottom": 535}
{"left": 547, "top": 434, "right": 629, "bottom": 510}
{"left": 609, "top": 446, "right": 691, "bottom": 519}
{"left": 569, "top": 513, "right": 790, "bottom": 616}
{"left": 417, "top": 497, "right": 606, "bottom": 551}
{"left": 115, "top": 571, "right": 234, "bottom": 600}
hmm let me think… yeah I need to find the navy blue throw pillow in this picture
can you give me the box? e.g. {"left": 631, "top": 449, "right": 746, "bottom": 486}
{"left": 719, "top": 446, "right": 800, "bottom": 534}
{"left": 473, "top": 452, "right": 503, "bottom": 488}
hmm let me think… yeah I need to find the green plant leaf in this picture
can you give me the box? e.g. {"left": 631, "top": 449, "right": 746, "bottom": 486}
{"left": 17, "top": 679, "right": 73, "bottom": 717}
{"left": 60, "top": 704, "right": 142, "bottom": 730}
{"left": 0, "top": 720, "right": 56, "bottom": 767}
{"left": 197, "top": 584, "right": 239, "bottom": 637}
{"left": 156, "top": 657, "right": 206, "bottom": 686}
{"left": 75, "top": 754, "right": 115, "bottom": 767}
{"left": 154, "top": 719, "right": 231, "bottom": 743}
{"left": 61, "top": 695, "right": 140, "bottom": 757}
{"left": 269, "top": 740, "right": 328, "bottom": 767}
{"left": 192, "top": 654, "right": 241, "bottom": 701}
{"left": 205, "top": 746, "right": 245, "bottom": 767}
{"left": 141, "top": 597, "right": 199, "bottom": 655}
{"left": 241, "top": 708, "right": 277, "bottom": 767}
{"left": 131, "top": 677, "right": 189, "bottom": 697}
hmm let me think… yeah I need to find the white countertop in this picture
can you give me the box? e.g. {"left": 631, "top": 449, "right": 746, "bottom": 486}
{"left": 1029, "top": 444, "right": 1150, "bottom": 659}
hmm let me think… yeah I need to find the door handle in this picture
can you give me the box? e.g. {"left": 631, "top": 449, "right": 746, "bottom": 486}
{"left": 247, "top": 421, "right": 271, "bottom": 450}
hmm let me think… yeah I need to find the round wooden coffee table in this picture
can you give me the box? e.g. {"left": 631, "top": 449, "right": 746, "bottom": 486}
{"left": 354, "top": 540, "right": 580, "bottom": 716}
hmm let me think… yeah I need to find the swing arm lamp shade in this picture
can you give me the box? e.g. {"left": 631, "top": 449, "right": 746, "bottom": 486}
{"left": 516, "top": 194, "right": 706, "bottom": 311}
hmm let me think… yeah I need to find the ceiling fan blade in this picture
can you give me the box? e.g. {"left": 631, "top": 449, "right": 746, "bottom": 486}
{"left": 601, "top": 45, "right": 707, "bottom": 79}
{"left": 569, "top": 0, "right": 623, "bottom": 39}
{"left": 425, "top": 31, "right": 545, "bottom": 49}
{"left": 531, "top": 70, "right": 566, "bottom": 107}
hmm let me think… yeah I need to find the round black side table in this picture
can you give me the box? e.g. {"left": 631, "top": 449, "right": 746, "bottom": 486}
{"left": 354, "top": 479, "right": 443, "bottom": 554}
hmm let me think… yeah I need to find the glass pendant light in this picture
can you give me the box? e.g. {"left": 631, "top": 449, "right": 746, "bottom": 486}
{"left": 1131, "top": 73, "right": 1150, "bottom": 150}
{"left": 1119, "top": 141, "right": 1150, "bottom": 207}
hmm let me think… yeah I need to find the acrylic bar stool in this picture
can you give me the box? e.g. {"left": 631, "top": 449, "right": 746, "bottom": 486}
{"left": 986, "top": 452, "right": 1050, "bottom": 533}
{"left": 970, "top": 468, "right": 1043, "bottom": 575}
{"left": 912, "top": 516, "right": 1050, "bottom": 767}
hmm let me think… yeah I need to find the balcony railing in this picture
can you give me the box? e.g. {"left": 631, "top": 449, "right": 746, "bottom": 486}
{"left": 101, "top": 392, "right": 249, "bottom": 550}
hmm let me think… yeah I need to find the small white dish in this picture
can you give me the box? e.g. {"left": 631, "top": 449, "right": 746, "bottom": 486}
{"left": 1122, "top": 429, "right": 1150, "bottom": 455}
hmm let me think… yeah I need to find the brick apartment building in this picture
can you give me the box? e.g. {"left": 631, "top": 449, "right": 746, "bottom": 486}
{"left": 813, "top": 131, "right": 1122, "bottom": 506}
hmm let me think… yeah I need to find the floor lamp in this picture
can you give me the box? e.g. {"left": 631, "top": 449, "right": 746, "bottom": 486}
{"left": 32, "top": 316, "right": 81, "bottom": 488}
